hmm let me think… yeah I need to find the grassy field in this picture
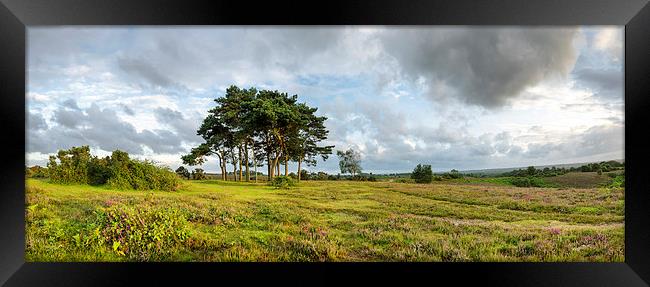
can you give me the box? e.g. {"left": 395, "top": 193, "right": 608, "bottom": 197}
{"left": 25, "top": 176, "right": 624, "bottom": 262}
{"left": 544, "top": 171, "right": 621, "bottom": 188}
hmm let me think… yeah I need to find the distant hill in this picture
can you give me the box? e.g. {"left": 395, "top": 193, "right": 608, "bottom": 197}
{"left": 370, "top": 159, "right": 624, "bottom": 177}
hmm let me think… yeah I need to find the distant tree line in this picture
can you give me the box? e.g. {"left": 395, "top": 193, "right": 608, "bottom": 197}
{"left": 501, "top": 161, "right": 624, "bottom": 177}
{"left": 45, "top": 146, "right": 180, "bottom": 191}
{"left": 182, "top": 85, "right": 334, "bottom": 182}
{"left": 293, "top": 170, "right": 377, "bottom": 182}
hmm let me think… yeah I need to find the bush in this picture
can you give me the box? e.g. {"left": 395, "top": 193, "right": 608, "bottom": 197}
{"left": 316, "top": 172, "right": 329, "bottom": 181}
{"left": 96, "top": 206, "right": 190, "bottom": 261}
{"left": 327, "top": 175, "right": 338, "bottom": 181}
{"left": 394, "top": 178, "right": 415, "bottom": 183}
{"left": 411, "top": 164, "right": 433, "bottom": 183}
{"left": 509, "top": 177, "right": 547, "bottom": 188}
{"left": 175, "top": 166, "right": 190, "bottom": 179}
{"left": 47, "top": 146, "right": 180, "bottom": 191}
{"left": 441, "top": 169, "right": 463, "bottom": 179}
{"left": 607, "top": 174, "right": 625, "bottom": 188}
{"left": 88, "top": 156, "right": 112, "bottom": 185}
{"left": 47, "top": 146, "right": 92, "bottom": 184}
{"left": 26, "top": 165, "right": 48, "bottom": 178}
{"left": 191, "top": 168, "right": 206, "bottom": 180}
{"left": 299, "top": 169, "right": 310, "bottom": 180}
{"left": 269, "top": 175, "right": 296, "bottom": 189}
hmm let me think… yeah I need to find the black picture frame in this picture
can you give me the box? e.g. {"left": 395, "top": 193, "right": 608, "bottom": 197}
{"left": 1, "top": 0, "right": 649, "bottom": 286}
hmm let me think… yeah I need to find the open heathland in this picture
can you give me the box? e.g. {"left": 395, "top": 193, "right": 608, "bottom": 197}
{"left": 25, "top": 178, "right": 624, "bottom": 262}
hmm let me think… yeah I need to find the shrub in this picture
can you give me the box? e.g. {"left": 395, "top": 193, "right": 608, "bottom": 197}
{"left": 47, "top": 146, "right": 93, "bottom": 184}
{"left": 47, "top": 146, "right": 180, "bottom": 191}
{"left": 175, "top": 166, "right": 191, "bottom": 179}
{"left": 96, "top": 206, "right": 190, "bottom": 261}
{"left": 509, "top": 177, "right": 546, "bottom": 188}
{"left": 88, "top": 156, "right": 112, "bottom": 185}
{"left": 411, "top": 164, "right": 433, "bottom": 183}
{"left": 327, "top": 175, "right": 338, "bottom": 181}
{"left": 394, "top": 178, "right": 415, "bottom": 183}
{"left": 441, "top": 169, "right": 463, "bottom": 179}
{"left": 316, "top": 172, "right": 329, "bottom": 181}
{"left": 191, "top": 168, "right": 206, "bottom": 180}
{"left": 269, "top": 175, "right": 296, "bottom": 189}
{"left": 299, "top": 169, "right": 310, "bottom": 180}
{"left": 26, "top": 165, "right": 48, "bottom": 178}
{"left": 607, "top": 174, "right": 625, "bottom": 188}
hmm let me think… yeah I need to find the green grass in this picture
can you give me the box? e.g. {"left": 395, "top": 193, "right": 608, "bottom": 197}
{"left": 25, "top": 178, "right": 624, "bottom": 262}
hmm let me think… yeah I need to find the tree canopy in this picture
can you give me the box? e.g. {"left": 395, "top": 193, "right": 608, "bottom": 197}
{"left": 182, "top": 85, "right": 333, "bottom": 181}
{"left": 411, "top": 164, "right": 433, "bottom": 183}
{"left": 337, "top": 148, "right": 362, "bottom": 177}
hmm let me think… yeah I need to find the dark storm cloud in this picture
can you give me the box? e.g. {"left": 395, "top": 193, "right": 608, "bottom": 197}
{"left": 572, "top": 68, "right": 623, "bottom": 99}
{"left": 378, "top": 27, "right": 579, "bottom": 108}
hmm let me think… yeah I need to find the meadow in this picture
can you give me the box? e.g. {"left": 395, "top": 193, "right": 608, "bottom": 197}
{"left": 25, "top": 172, "right": 624, "bottom": 262}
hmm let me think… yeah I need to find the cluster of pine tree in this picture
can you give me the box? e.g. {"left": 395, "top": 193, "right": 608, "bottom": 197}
{"left": 182, "top": 85, "right": 334, "bottom": 182}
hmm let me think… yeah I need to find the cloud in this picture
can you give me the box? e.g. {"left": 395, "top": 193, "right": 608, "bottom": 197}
{"left": 153, "top": 107, "right": 203, "bottom": 143}
{"left": 26, "top": 27, "right": 624, "bottom": 172}
{"left": 592, "top": 27, "right": 623, "bottom": 62}
{"left": 117, "top": 56, "right": 177, "bottom": 88}
{"left": 378, "top": 27, "right": 579, "bottom": 108}
{"left": 61, "top": 98, "right": 81, "bottom": 110}
{"left": 52, "top": 106, "right": 82, "bottom": 128}
{"left": 30, "top": 100, "right": 188, "bottom": 155}
{"left": 27, "top": 112, "right": 48, "bottom": 130}
{"left": 120, "top": 104, "right": 135, "bottom": 116}
{"left": 572, "top": 68, "right": 623, "bottom": 99}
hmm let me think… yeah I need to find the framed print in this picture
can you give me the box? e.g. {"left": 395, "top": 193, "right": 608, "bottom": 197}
{"left": 1, "top": 0, "right": 649, "bottom": 286}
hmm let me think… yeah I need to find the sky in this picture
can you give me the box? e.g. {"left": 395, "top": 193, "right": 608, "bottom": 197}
{"left": 26, "top": 26, "right": 624, "bottom": 174}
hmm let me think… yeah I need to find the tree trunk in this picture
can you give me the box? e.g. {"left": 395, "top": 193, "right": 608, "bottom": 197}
{"left": 297, "top": 159, "right": 302, "bottom": 181}
{"left": 272, "top": 151, "right": 281, "bottom": 178}
{"left": 238, "top": 146, "right": 243, "bottom": 182}
{"left": 245, "top": 142, "right": 250, "bottom": 182}
{"left": 284, "top": 154, "right": 289, "bottom": 176}
{"left": 253, "top": 145, "right": 257, "bottom": 183}
{"left": 222, "top": 159, "right": 227, "bottom": 181}
{"left": 220, "top": 151, "right": 226, "bottom": 180}
{"left": 231, "top": 149, "right": 238, "bottom": 181}
{"left": 267, "top": 153, "right": 272, "bottom": 180}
